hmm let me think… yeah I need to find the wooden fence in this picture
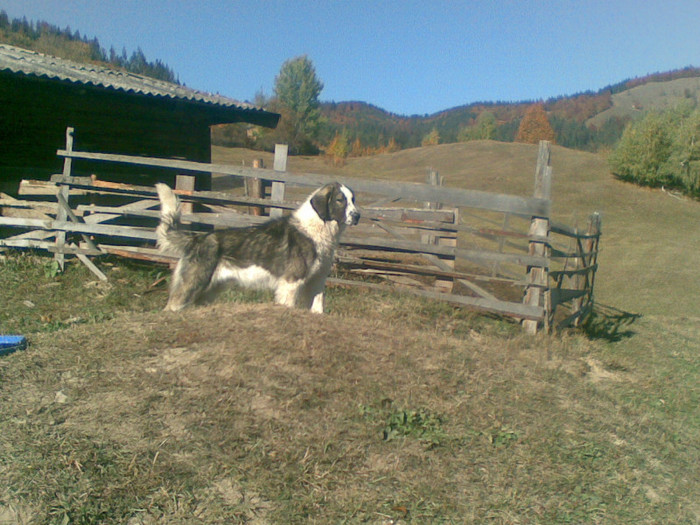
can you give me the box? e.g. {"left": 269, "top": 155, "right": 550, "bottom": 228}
{"left": 0, "top": 128, "right": 601, "bottom": 333}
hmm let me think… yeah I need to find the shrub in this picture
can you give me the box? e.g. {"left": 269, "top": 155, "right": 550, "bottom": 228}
{"left": 608, "top": 111, "right": 673, "bottom": 187}
{"left": 609, "top": 104, "right": 700, "bottom": 196}
{"left": 662, "top": 108, "right": 700, "bottom": 195}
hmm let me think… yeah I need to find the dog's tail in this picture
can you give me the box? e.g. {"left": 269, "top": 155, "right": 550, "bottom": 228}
{"left": 155, "top": 183, "right": 194, "bottom": 256}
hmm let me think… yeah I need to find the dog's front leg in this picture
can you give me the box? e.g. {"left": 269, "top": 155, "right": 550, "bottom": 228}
{"left": 274, "top": 281, "right": 301, "bottom": 309}
{"left": 310, "top": 292, "right": 325, "bottom": 314}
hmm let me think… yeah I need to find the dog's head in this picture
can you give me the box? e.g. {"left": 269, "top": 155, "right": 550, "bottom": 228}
{"left": 311, "top": 183, "right": 360, "bottom": 227}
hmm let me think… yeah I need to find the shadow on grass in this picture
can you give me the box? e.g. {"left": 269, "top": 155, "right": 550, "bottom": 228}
{"left": 583, "top": 304, "right": 642, "bottom": 342}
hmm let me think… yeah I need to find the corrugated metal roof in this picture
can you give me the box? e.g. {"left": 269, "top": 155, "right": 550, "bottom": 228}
{"left": 0, "top": 43, "right": 278, "bottom": 125}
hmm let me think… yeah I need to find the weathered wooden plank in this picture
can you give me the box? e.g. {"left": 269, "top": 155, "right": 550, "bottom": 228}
{"left": 19, "top": 179, "right": 88, "bottom": 196}
{"left": 0, "top": 238, "right": 54, "bottom": 249}
{"left": 99, "top": 244, "right": 176, "bottom": 264}
{"left": 364, "top": 207, "right": 456, "bottom": 223}
{"left": 75, "top": 252, "right": 108, "bottom": 281}
{"left": 0, "top": 217, "right": 157, "bottom": 240}
{"left": 327, "top": 278, "right": 544, "bottom": 320}
{"left": 0, "top": 229, "right": 55, "bottom": 244}
{"left": 0, "top": 238, "right": 102, "bottom": 256}
{"left": 54, "top": 220, "right": 157, "bottom": 240}
{"left": 55, "top": 127, "right": 74, "bottom": 271}
{"left": 77, "top": 206, "right": 267, "bottom": 229}
{"left": 80, "top": 198, "right": 162, "bottom": 224}
{"left": 55, "top": 178, "right": 298, "bottom": 211}
{"left": 342, "top": 234, "right": 547, "bottom": 267}
{"left": 336, "top": 255, "right": 526, "bottom": 285}
{"left": 56, "top": 149, "right": 550, "bottom": 216}
{"left": 0, "top": 194, "right": 57, "bottom": 218}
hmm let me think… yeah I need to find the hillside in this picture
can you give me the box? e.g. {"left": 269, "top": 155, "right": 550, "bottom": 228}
{"left": 587, "top": 76, "right": 700, "bottom": 128}
{"left": 2, "top": 142, "right": 699, "bottom": 523}
{"left": 321, "top": 68, "right": 700, "bottom": 152}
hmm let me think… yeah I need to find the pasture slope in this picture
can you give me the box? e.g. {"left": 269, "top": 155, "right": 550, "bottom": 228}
{"left": 0, "top": 141, "right": 698, "bottom": 524}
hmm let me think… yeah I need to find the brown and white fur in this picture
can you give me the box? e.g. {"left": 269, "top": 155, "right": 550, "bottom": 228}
{"left": 155, "top": 182, "right": 360, "bottom": 313}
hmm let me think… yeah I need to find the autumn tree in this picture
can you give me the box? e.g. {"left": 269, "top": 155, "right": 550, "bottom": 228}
{"left": 515, "top": 104, "right": 556, "bottom": 144}
{"left": 325, "top": 129, "right": 350, "bottom": 166}
{"left": 350, "top": 137, "right": 364, "bottom": 157}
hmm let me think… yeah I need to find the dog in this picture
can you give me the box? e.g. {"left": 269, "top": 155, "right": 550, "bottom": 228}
{"left": 155, "top": 182, "right": 360, "bottom": 313}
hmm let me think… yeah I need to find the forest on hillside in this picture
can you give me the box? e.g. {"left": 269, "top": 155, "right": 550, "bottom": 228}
{"left": 318, "top": 66, "right": 700, "bottom": 154}
{"left": 0, "top": 10, "right": 177, "bottom": 82}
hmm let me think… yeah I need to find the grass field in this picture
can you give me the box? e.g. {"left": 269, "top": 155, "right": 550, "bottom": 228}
{"left": 1, "top": 141, "right": 699, "bottom": 524}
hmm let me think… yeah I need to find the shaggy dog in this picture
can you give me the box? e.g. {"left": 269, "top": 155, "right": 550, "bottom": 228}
{"left": 155, "top": 182, "right": 360, "bottom": 313}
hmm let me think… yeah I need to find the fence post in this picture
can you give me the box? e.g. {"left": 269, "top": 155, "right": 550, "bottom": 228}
{"left": 573, "top": 212, "right": 601, "bottom": 327}
{"left": 175, "top": 174, "right": 195, "bottom": 223}
{"left": 245, "top": 159, "right": 264, "bottom": 216}
{"left": 270, "top": 144, "right": 288, "bottom": 218}
{"left": 421, "top": 170, "right": 456, "bottom": 293}
{"left": 523, "top": 141, "right": 552, "bottom": 334}
{"left": 54, "top": 127, "right": 74, "bottom": 271}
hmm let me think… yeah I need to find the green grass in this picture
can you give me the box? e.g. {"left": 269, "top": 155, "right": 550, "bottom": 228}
{"left": 1, "top": 141, "right": 699, "bottom": 523}
{"left": 0, "top": 252, "right": 168, "bottom": 335}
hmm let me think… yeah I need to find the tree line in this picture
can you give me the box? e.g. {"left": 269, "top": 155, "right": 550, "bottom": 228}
{"left": 0, "top": 10, "right": 177, "bottom": 83}
{"left": 609, "top": 102, "right": 700, "bottom": 197}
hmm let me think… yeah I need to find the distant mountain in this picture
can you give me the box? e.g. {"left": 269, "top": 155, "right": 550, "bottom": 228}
{"left": 321, "top": 67, "right": 700, "bottom": 152}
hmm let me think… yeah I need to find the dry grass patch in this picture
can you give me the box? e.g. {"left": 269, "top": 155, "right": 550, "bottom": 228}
{"left": 2, "top": 297, "right": 698, "bottom": 523}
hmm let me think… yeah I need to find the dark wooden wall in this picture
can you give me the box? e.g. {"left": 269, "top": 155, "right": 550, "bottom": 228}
{"left": 0, "top": 71, "right": 235, "bottom": 193}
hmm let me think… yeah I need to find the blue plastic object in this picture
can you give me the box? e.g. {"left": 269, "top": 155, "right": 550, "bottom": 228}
{"left": 0, "top": 335, "right": 27, "bottom": 356}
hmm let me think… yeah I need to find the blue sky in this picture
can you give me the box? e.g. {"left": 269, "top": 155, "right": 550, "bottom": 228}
{"left": 2, "top": 1, "right": 699, "bottom": 116}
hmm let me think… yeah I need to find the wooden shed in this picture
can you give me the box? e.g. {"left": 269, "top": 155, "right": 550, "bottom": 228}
{"left": 0, "top": 43, "right": 279, "bottom": 192}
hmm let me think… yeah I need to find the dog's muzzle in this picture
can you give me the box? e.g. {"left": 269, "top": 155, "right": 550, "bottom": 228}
{"left": 348, "top": 210, "right": 361, "bottom": 226}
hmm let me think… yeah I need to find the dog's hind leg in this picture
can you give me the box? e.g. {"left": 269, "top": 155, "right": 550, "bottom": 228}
{"left": 165, "top": 257, "right": 218, "bottom": 311}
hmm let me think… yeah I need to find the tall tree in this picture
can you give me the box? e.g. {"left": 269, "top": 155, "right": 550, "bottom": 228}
{"left": 515, "top": 104, "right": 556, "bottom": 144}
{"left": 273, "top": 55, "right": 324, "bottom": 154}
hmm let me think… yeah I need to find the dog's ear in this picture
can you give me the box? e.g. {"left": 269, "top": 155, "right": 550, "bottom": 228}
{"left": 310, "top": 184, "right": 337, "bottom": 221}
